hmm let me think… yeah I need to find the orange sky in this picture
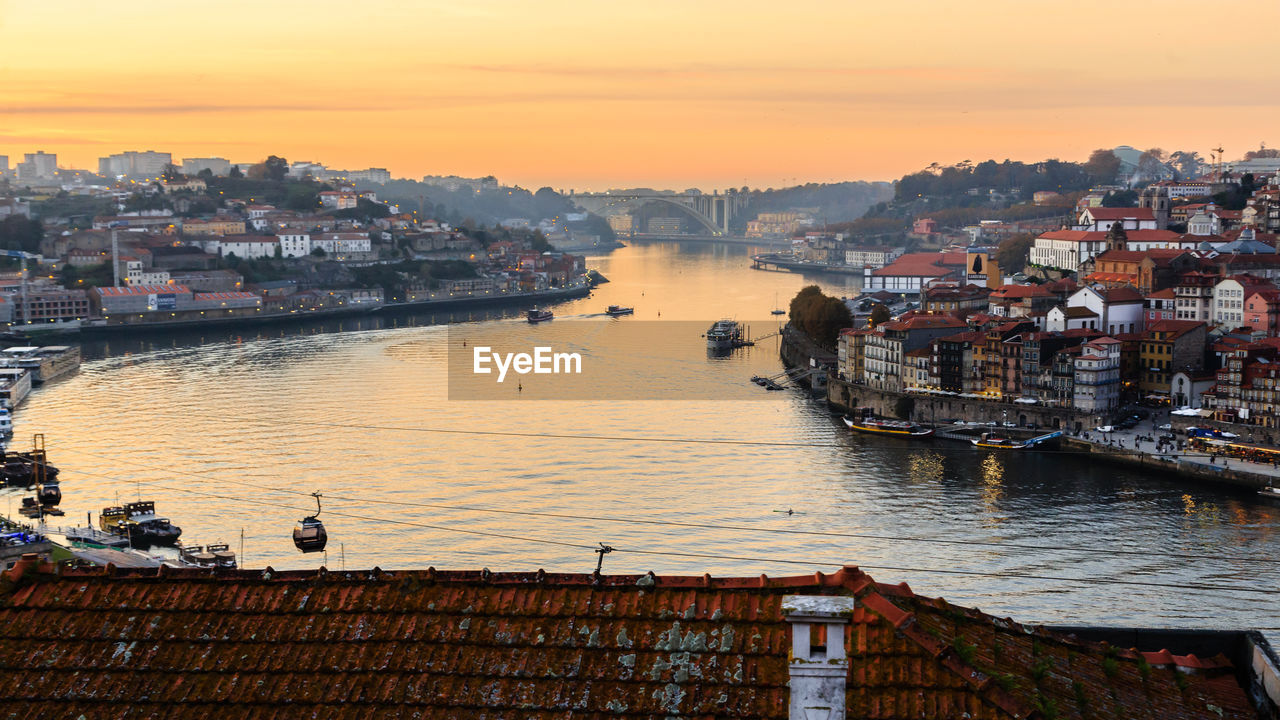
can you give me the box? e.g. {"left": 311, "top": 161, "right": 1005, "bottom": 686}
{"left": 3, "top": 0, "right": 1278, "bottom": 190}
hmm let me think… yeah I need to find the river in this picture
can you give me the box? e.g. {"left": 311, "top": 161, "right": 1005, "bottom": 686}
{"left": 11, "top": 239, "right": 1280, "bottom": 628}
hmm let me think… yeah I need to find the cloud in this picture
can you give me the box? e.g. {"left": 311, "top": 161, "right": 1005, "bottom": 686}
{"left": 0, "top": 103, "right": 400, "bottom": 115}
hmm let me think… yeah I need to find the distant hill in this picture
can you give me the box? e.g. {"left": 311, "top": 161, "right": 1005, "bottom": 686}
{"left": 734, "top": 182, "right": 894, "bottom": 230}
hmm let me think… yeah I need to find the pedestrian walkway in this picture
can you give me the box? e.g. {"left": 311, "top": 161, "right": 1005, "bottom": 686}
{"left": 1080, "top": 419, "right": 1280, "bottom": 483}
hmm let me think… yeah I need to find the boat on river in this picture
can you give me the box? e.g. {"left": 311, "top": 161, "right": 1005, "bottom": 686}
{"left": 605, "top": 305, "right": 634, "bottom": 316}
{"left": 843, "top": 415, "right": 934, "bottom": 438}
{"left": 526, "top": 309, "right": 554, "bottom": 323}
{"left": 98, "top": 501, "right": 183, "bottom": 547}
{"left": 706, "top": 320, "right": 746, "bottom": 350}
{"left": 972, "top": 432, "right": 1026, "bottom": 449}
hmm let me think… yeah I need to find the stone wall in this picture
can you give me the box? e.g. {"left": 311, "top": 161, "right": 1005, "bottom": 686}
{"left": 828, "top": 375, "right": 1092, "bottom": 430}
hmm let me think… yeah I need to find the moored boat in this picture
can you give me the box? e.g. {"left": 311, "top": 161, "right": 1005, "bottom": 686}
{"left": 842, "top": 415, "right": 934, "bottom": 438}
{"left": 99, "top": 501, "right": 183, "bottom": 547}
{"left": 972, "top": 432, "right": 1026, "bottom": 449}
{"left": 1259, "top": 485, "right": 1280, "bottom": 504}
{"left": 706, "top": 320, "right": 744, "bottom": 350}
{"left": 527, "top": 309, "right": 554, "bottom": 323}
{"left": 605, "top": 305, "right": 634, "bottom": 316}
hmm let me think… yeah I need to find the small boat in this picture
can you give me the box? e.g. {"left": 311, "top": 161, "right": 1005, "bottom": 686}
{"left": 178, "top": 544, "right": 219, "bottom": 568}
{"left": 206, "top": 542, "right": 238, "bottom": 568}
{"left": 972, "top": 432, "right": 1026, "bottom": 449}
{"left": 605, "top": 305, "right": 634, "bottom": 316}
{"left": 770, "top": 292, "right": 786, "bottom": 315}
{"left": 1259, "top": 485, "right": 1280, "bottom": 503}
{"left": 526, "top": 309, "right": 554, "bottom": 323}
{"left": 843, "top": 415, "right": 934, "bottom": 438}
{"left": 99, "top": 501, "right": 183, "bottom": 547}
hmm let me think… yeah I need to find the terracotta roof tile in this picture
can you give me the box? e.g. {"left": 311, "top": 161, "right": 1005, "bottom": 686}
{"left": 0, "top": 560, "right": 1258, "bottom": 719}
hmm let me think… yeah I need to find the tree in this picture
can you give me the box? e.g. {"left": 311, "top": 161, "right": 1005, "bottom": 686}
{"left": 1169, "top": 151, "right": 1204, "bottom": 180}
{"left": 995, "top": 233, "right": 1034, "bottom": 273}
{"left": 787, "top": 285, "right": 852, "bottom": 349}
{"left": 1244, "top": 145, "right": 1280, "bottom": 161}
{"left": 263, "top": 155, "right": 289, "bottom": 182}
{"left": 311, "top": 246, "right": 327, "bottom": 258}
{"left": 1102, "top": 190, "right": 1138, "bottom": 207}
{"left": 162, "top": 163, "right": 183, "bottom": 182}
{"left": 1084, "top": 149, "right": 1121, "bottom": 185}
{"left": 229, "top": 165, "right": 243, "bottom": 179}
{"left": 869, "top": 303, "right": 891, "bottom": 327}
{"left": 0, "top": 216, "right": 43, "bottom": 253}
{"left": 1136, "top": 148, "right": 1168, "bottom": 182}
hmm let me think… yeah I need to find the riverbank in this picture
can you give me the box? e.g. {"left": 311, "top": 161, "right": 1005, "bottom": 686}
{"left": 777, "top": 323, "right": 1279, "bottom": 492}
{"left": 624, "top": 234, "right": 792, "bottom": 248}
{"left": 32, "top": 283, "right": 593, "bottom": 338}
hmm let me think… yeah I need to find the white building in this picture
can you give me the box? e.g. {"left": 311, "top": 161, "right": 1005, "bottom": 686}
{"left": 312, "top": 232, "right": 371, "bottom": 257}
{"left": 844, "top": 246, "right": 904, "bottom": 268}
{"left": 99, "top": 150, "right": 172, "bottom": 179}
{"left": 1075, "top": 207, "right": 1158, "bottom": 231}
{"left": 1073, "top": 337, "right": 1121, "bottom": 412}
{"left": 319, "top": 191, "right": 358, "bottom": 210}
{"left": 1212, "top": 275, "right": 1274, "bottom": 329}
{"left": 277, "top": 233, "right": 312, "bottom": 258}
{"left": 122, "top": 259, "right": 171, "bottom": 286}
{"left": 216, "top": 235, "right": 280, "bottom": 260}
{"left": 1066, "top": 285, "right": 1144, "bottom": 335}
{"left": 16, "top": 151, "right": 57, "bottom": 181}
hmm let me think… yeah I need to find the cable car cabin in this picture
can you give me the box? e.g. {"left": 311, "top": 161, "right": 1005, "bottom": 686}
{"left": 293, "top": 492, "right": 328, "bottom": 553}
{"left": 36, "top": 481, "right": 60, "bottom": 507}
{"left": 293, "top": 517, "right": 327, "bottom": 553}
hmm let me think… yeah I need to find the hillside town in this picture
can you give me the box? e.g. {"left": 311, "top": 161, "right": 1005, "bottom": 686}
{"left": 0, "top": 152, "right": 588, "bottom": 330}
{"left": 790, "top": 164, "right": 1280, "bottom": 439}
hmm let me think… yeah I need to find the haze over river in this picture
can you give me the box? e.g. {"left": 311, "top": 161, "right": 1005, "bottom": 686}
{"left": 13, "top": 240, "right": 1280, "bottom": 628}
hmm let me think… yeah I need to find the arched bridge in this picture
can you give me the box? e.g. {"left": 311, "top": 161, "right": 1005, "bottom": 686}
{"left": 570, "top": 190, "right": 748, "bottom": 235}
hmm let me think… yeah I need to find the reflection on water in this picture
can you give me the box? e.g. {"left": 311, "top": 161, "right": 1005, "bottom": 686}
{"left": 13, "top": 241, "right": 1280, "bottom": 628}
{"left": 907, "top": 452, "right": 945, "bottom": 484}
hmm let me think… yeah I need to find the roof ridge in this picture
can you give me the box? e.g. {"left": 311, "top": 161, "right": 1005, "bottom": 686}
{"left": 854, "top": 585, "right": 1038, "bottom": 719}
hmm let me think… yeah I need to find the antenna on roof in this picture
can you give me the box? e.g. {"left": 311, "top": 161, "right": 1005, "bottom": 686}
{"left": 594, "top": 542, "right": 613, "bottom": 574}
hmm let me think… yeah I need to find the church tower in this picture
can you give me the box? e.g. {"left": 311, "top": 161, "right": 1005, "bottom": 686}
{"left": 1139, "top": 185, "right": 1170, "bottom": 229}
{"left": 1106, "top": 222, "right": 1128, "bottom": 252}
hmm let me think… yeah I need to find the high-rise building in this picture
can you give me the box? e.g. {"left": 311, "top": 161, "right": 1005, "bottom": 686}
{"left": 181, "top": 158, "right": 232, "bottom": 176}
{"left": 99, "top": 150, "right": 173, "bottom": 179}
{"left": 16, "top": 151, "right": 57, "bottom": 181}
{"left": 0, "top": 156, "right": 8, "bottom": 176}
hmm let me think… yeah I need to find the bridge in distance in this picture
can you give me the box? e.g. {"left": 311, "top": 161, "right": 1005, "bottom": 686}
{"left": 570, "top": 190, "right": 749, "bottom": 236}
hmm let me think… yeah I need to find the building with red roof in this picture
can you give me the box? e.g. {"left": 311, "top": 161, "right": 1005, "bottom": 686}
{"left": 1075, "top": 206, "right": 1158, "bottom": 231}
{"left": 1083, "top": 248, "right": 1197, "bottom": 293}
{"left": 864, "top": 252, "right": 967, "bottom": 292}
{"left": 0, "top": 557, "right": 1272, "bottom": 719}
{"left": 1244, "top": 289, "right": 1280, "bottom": 336}
{"left": 864, "top": 315, "right": 967, "bottom": 391}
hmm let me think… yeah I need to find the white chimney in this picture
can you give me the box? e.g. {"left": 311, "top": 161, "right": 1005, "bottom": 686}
{"left": 783, "top": 595, "right": 855, "bottom": 720}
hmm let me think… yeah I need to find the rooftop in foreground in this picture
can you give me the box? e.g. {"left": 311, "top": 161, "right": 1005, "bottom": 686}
{"left": 0, "top": 557, "right": 1276, "bottom": 719}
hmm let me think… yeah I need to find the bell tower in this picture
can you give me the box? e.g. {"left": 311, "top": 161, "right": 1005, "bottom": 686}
{"left": 1106, "top": 222, "right": 1128, "bottom": 252}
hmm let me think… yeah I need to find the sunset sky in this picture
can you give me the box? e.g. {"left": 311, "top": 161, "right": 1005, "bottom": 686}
{"left": 3, "top": 0, "right": 1278, "bottom": 190}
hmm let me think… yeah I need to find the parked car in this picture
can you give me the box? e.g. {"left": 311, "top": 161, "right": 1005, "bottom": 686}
{"left": 1157, "top": 423, "right": 1172, "bottom": 431}
{"left": 1096, "top": 425, "right": 1115, "bottom": 433}
{"left": 1134, "top": 409, "right": 1151, "bottom": 419}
